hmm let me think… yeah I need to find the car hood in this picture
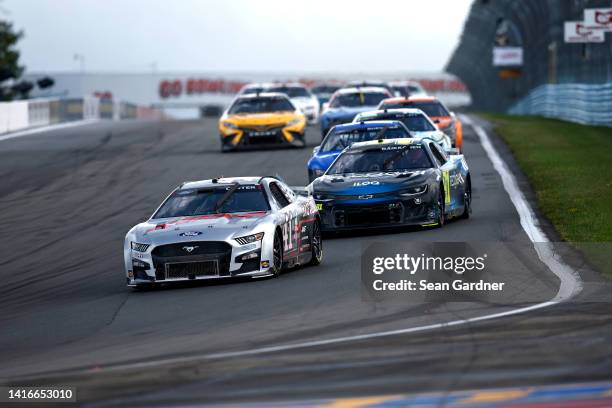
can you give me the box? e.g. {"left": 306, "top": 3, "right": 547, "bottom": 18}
{"left": 225, "top": 112, "right": 297, "bottom": 126}
{"left": 308, "top": 150, "right": 340, "bottom": 171}
{"left": 322, "top": 106, "right": 378, "bottom": 118}
{"left": 411, "top": 130, "right": 446, "bottom": 142}
{"left": 130, "top": 211, "right": 271, "bottom": 244}
{"left": 312, "top": 170, "right": 435, "bottom": 195}
{"left": 292, "top": 97, "right": 317, "bottom": 106}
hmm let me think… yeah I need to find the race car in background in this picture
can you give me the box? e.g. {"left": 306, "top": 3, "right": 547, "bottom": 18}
{"left": 347, "top": 80, "right": 394, "bottom": 95}
{"left": 388, "top": 80, "right": 427, "bottom": 97}
{"left": 310, "top": 83, "right": 342, "bottom": 107}
{"left": 124, "top": 177, "right": 323, "bottom": 288}
{"left": 319, "top": 87, "right": 392, "bottom": 137}
{"left": 309, "top": 138, "right": 471, "bottom": 231}
{"left": 307, "top": 120, "right": 412, "bottom": 182}
{"left": 266, "top": 83, "right": 320, "bottom": 124}
{"left": 218, "top": 92, "right": 306, "bottom": 151}
{"left": 237, "top": 82, "right": 271, "bottom": 95}
{"left": 378, "top": 96, "right": 463, "bottom": 150}
{"left": 353, "top": 108, "right": 451, "bottom": 150}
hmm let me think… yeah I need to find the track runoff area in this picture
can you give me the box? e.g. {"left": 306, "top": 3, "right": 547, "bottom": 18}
{"left": 0, "top": 109, "right": 610, "bottom": 406}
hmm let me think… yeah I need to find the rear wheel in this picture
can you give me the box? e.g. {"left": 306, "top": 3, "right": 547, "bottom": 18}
{"left": 460, "top": 178, "right": 472, "bottom": 219}
{"left": 271, "top": 231, "right": 283, "bottom": 276}
{"left": 309, "top": 220, "right": 323, "bottom": 265}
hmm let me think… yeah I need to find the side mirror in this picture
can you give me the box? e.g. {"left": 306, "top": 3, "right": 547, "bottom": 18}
{"left": 312, "top": 145, "right": 321, "bottom": 155}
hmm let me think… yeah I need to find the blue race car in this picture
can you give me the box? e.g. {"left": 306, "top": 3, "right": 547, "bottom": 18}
{"left": 307, "top": 120, "right": 412, "bottom": 182}
{"left": 319, "top": 87, "right": 392, "bottom": 137}
{"left": 308, "top": 138, "right": 471, "bottom": 231}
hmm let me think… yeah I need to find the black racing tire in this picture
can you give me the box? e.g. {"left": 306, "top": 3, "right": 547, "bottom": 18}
{"left": 271, "top": 231, "right": 283, "bottom": 276}
{"left": 460, "top": 177, "right": 472, "bottom": 219}
{"left": 309, "top": 220, "right": 323, "bottom": 266}
{"left": 436, "top": 186, "right": 446, "bottom": 228}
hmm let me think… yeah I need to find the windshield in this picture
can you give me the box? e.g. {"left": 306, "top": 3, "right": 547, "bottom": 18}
{"left": 153, "top": 185, "right": 270, "bottom": 218}
{"left": 330, "top": 92, "right": 388, "bottom": 108}
{"left": 268, "top": 86, "right": 310, "bottom": 98}
{"left": 229, "top": 97, "right": 294, "bottom": 114}
{"left": 327, "top": 144, "right": 432, "bottom": 174}
{"left": 359, "top": 114, "right": 435, "bottom": 132}
{"left": 321, "top": 126, "right": 410, "bottom": 152}
{"left": 382, "top": 101, "right": 450, "bottom": 117}
{"left": 311, "top": 85, "right": 340, "bottom": 94}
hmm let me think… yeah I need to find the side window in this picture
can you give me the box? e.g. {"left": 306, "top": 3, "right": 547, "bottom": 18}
{"left": 269, "top": 182, "right": 290, "bottom": 208}
{"left": 429, "top": 142, "right": 447, "bottom": 167}
{"left": 279, "top": 182, "right": 296, "bottom": 203}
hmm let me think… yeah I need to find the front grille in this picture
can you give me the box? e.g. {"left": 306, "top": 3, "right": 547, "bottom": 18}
{"left": 152, "top": 241, "right": 231, "bottom": 257}
{"left": 334, "top": 203, "right": 403, "bottom": 227}
{"left": 152, "top": 241, "right": 232, "bottom": 280}
{"left": 165, "top": 261, "right": 219, "bottom": 279}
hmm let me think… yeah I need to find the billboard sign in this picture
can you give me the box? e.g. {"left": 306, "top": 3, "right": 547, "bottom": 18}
{"left": 564, "top": 21, "right": 605, "bottom": 43}
{"left": 584, "top": 8, "right": 612, "bottom": 31}
{"left": 492, "top": 47, "right": 523, "bottom": 66}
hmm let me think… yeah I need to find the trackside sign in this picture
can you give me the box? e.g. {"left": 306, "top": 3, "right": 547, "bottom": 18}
{"left": 492, "top": 47, "right": 523, "bottom": 66}
{"left": 584, "top": 8, "right": 612, "bottom": 32}
{"left": 564, "top": 21, "right": 605, "bottom": 43}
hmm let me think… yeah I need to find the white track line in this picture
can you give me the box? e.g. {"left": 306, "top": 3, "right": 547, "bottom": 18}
{"left": 11, "top": 114, "right": 583, "bottom": 378}
{"left": 0, "top": 119, "right": 99, "bottom": 142}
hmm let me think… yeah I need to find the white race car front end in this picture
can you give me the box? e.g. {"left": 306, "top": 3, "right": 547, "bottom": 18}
{"left": 124, "top": 213, "right": 278, "bottom": 287}
{"left": 292, "top": 96, "right": 320, "bottom": 125}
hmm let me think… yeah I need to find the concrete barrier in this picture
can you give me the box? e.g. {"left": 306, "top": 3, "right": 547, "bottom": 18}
{"left": 0, "top": 96, "right": 166, "bottom": 134}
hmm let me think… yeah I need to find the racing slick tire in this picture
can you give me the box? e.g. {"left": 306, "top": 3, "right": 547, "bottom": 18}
{"left": 436, "top": 186, "right": 445, "bottom": 228}
{"left": 271, "top": 230, "right": 283, "bottom": 276}
{"left": 460, "top": 177, "right": 472, "bottom": 219}
{"left": 309, "top": 220, "right": 323, "bottom": 266}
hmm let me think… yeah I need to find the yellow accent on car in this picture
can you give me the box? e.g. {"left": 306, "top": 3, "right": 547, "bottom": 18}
{"left": 421, "top": 222, "right": 439, "bottom": 227}
{"left": 315, "top": 203, "right": 323, "bottom": 211}
{"left": 442, "top": 171, "right": 451, "bottom": 205}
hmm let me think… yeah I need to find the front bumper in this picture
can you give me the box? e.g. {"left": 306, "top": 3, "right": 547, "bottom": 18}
{"left": 220, "top": 126, "right": 305, "bottom": 150}
{"left": 126, "top": 240, "right": 272, "bottom": 286}
{"left": 316, "top": 198, "right": 438, "bottom": 231}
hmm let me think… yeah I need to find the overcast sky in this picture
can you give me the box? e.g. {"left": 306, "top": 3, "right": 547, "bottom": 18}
{"left": 3, "top": 0, "right": 473, "bottom": 74}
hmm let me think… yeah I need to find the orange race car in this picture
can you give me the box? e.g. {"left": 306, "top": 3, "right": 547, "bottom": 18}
{"left": 378, "top": 96, "right": 463, "bottom": 151}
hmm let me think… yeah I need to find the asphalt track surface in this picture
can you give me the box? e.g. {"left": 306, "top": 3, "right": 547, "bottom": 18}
{"left": 0, "top": 117, "right": 611, "bottom": 407}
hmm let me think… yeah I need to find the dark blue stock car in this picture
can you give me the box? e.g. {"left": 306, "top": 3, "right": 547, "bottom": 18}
{"left": 308, "top": 138, "right": 472, "bottom": 231}
{"left": 307, "top": 121, "right": 412, "bottom": 182}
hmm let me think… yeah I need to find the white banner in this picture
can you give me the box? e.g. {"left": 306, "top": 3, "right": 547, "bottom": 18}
{"left": 584, "top": 8, "right": 612, "bottom": 31}
{"left": 492, "top": 47, "right": 523, "bottom": 66}
{"left": 564, "top": 21, "right": 605, "bottom": 43}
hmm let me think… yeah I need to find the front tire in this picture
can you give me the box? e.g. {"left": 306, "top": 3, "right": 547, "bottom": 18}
{"left": 271, "top": 231, "right": 283, "bottom": 276}
{"left": 436, "top": 187, "right": 446, "bottom": 228}
{"left": 309, "top": 220, "right": 323, "bottom": 265}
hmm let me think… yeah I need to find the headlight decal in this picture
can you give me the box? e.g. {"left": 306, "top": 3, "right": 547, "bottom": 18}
{"left": 235, "top": 232, "right": 265, "bottom": 245}
{"left": 131, "top": 242, "right": 150, "bottom": 252}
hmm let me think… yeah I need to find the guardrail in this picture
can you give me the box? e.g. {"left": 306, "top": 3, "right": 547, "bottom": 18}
{"left": 0, "top": 97, "right": 165, "bottom": 134}
{"left": 509, "top": 83, "right": 612, "bottom": 126}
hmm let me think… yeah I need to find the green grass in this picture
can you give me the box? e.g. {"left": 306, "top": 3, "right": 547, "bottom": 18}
{"left": 480, "top": 113, "right": 612, "bottom": 275}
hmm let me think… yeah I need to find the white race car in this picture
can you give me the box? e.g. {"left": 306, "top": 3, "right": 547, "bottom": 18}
{"left": 124, "top": 177, "right": 323, "bottom": 288}
{"left": 266, "top": 83, "right": 320, "bottom": 124}
{"left": 353, "top": 108, "right": 452, "bottom": 151}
